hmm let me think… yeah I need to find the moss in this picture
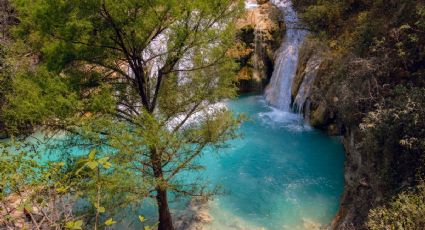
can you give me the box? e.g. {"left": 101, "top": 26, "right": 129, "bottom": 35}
{"left": 310, "top": 101, "right": 328, "bottom": 127}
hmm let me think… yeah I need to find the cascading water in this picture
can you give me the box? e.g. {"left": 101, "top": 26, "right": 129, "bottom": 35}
{"left": 265, "top": 0, "right": 307, "bottom": 111}
{"left": 253, "top": 25, "right": 263, "bottom": 84}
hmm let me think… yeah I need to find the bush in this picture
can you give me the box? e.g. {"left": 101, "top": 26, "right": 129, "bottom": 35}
{"left": 367, "top": 183, "right": 425, "bottom": 230}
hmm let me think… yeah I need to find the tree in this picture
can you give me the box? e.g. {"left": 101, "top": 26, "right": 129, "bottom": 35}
{"left": 9, "top": 0, "right": 244, "bottom": 229}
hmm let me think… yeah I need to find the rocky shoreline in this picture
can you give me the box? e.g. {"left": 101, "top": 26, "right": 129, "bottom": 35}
{"left": 174, "top": 198, "right": 213, "bottom": 230}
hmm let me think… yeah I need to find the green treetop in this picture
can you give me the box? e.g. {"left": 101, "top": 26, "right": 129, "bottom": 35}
{"left": 7, "top": 0, "right": 244, "bottom": 229}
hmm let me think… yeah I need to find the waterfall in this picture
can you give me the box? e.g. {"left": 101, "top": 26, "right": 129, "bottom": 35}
{"left": 265, "top": 0, "right": 307, "bottom": 111}
{"left": 253, "top": 25, "right": 264, "bottom": 85}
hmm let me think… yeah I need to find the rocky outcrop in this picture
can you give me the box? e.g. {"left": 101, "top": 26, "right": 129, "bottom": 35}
{"left": 291, "top": 39, "right": 325, "bottom": 116}
{"left": 230, "top": 0, "right": 284, "bottom": 93}
{"left": 331, "top": 128, "right": 371, "bottom": 230}
{"left": 289, "top": 38, "right": 342, "bottom": 136}
{"left": 295, "top": 39, "right": 419, "bottom": 229}
{"left": 295, "top": 40, "right": 376, "bottom": 135}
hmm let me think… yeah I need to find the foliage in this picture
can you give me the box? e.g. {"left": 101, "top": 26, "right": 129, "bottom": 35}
{"left": 360, "top": 86, "right": 425, "bottom": 186}
{"left": 5, "top": 0, "right": 244, "bottom": 229}
{"left": 2, "top": 68, "right": 81, "bottom": 133}
{"left": 367, "top": 182, "right": 425, "bottom": 230}
{"left": 0, "top": 0, "right": 17, "bottom": 40}
{"left": 0, "top": 142, "right": 154, "bottom": 229}
{"left": 296, "top": 0, "right": 425, "bottom": 63}
{"left": 294, "top": 0, "right": 425, "bottom": 227}
{"left": 0, "top": 142, "right": 91, "bottom": 229}
{"left": 0, "top": 43, "right": 11, "bottom": 136}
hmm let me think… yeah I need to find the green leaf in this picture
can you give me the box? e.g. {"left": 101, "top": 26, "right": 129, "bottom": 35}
{"left": 102, "top": 162, "right": 112, "bottom": 169}
{"left": 64, "top": 222, "right": 74, "bottom": 229}
{"left": 104, "top": 218, "right": 116, "bottom": 226}
{"left": 138, "top": 215, "right": 146, "bottom": 222}
{"left": 73, "top": 220, "right": 83, "bottom": 229}
{"left": 400, "top": 24, "right": 411, "bottom": 30}
{"left": 98, "top": 157, "right": 109, "bottom": 164}
{"left": 86, "top": 161, "right": 98, "bottom": 170}
{"left": 97, "top": 206, "right": 105, "bottom": 213}
{"left": 88, "top": 150, "right": 96, "bottom": 161}
{"left": 65, "top": 220, "right": 83, "bottom": 230}
{"left": 56, "top": 187, "right": 67, "bottom": 193}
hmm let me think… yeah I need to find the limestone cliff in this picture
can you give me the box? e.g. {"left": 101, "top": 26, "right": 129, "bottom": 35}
{"left": 294, "top": 42, "right": 372, "bottom": 229}
{"left": 291, "top": 39, "right": 325, "bottom": 118}
{"left": 294, "top": 36, "right": 425, "bottom": 229}
{"left": 230, "top": 0, "right": 284, "bottom": 93}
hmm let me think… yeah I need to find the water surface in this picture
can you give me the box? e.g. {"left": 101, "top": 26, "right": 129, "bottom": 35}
{"left": 193, "top": 95, "right": 345, "bottom": 229}
{"left": 4, "top": 95, "right": 345, "bottom": 230}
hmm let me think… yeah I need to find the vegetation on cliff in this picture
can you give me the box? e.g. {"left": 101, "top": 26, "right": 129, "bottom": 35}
{"left": 368, "top": 182, "right": 425, "bottom": 229}
{"left": 292, "top": 0, "right": 425, "bottom": 228}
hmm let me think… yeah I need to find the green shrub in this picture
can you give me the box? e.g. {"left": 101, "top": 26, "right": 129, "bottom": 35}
{"left": 367, "top": 183, "right": 425, "bottom": 230}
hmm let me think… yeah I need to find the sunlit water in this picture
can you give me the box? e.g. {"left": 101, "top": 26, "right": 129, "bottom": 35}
{"left": 174, "top": 95, "right": 345, "bottom": 230}
{"left": 4, "top": 95, "right": 344, "bottom": 230}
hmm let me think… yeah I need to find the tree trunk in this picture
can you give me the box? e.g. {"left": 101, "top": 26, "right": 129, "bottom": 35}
{"left": 151, "top": 146, "right": 174, "bottom": 230}
{"left": 156, "top": 188, "right": 174, "bottom": 230}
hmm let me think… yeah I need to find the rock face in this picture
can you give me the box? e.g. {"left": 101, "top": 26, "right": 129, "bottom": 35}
{"left": 230, "top": 0, "right": 284, "bottom": 93}
{"left": 291, "top": 39, "right": 325, "bottom": 116}
{"left": 295, "top": 38, "right": 416, "bottom": 229}
{"left": 332, "top": 128, "right": 371, "bottom": 230}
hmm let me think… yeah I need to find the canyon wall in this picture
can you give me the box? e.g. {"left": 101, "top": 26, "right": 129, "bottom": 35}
{"left": 230, "top": 0, "right": 284, "bottom": 93}
{"left": 288, "top": 0, "right": 425, "bottom": 226}
{"left": 294, "top": 36, "right": 425, "bottom": 229}
{"left": 292, "top": 40, "right": 381, "bottom": 229}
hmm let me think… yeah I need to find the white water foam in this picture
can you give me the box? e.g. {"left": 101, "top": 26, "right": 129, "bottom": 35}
{"left": 166, "top": 102, "right": 228, "bottom": 131}
{"left": 256, "top": 98, "right": 312, "bottom": 132}
{"left": 245, "top": 0, "right": 259, "bottom": 9}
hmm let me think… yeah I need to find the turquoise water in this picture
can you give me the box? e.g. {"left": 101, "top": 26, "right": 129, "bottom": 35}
{"left": 188, "top": 95, "right": 345, "bottom": 229}
{"left": 4, "top": 95, "right": 345, "bottom": 229}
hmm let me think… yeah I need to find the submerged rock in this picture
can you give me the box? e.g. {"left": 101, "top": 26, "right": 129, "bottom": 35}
{"left": 174, "top": 198, "right": 267, "bottom": 230}
{"left": 174, "top": 198, "right": 213, "bottom": 230}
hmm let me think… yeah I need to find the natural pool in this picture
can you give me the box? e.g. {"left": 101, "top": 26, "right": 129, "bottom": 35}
{"left": 179, "top": 95, "right": 345, "bottom": 230}
{"left": 6, "top": 95, "right": 345, "bottom": 230}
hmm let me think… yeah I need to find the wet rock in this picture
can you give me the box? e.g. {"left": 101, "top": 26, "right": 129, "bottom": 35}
{"left": 230, "top": 1, "right": 284, "bottom": 93}
{"left": 257, "top": 0, "right": 269, "bottom": 4}
{"left": 174, "top": 198, "right": 213, "bottom": 230}
{"left": 310, "top": 101, "right": 328, "bottom": 127}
